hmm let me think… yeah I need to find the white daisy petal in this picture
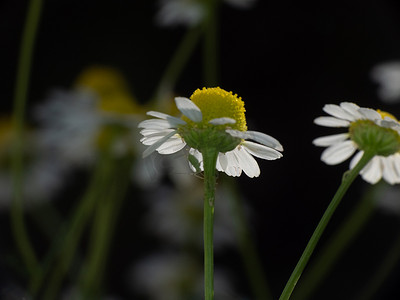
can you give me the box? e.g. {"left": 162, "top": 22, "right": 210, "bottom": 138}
{"left": 340, "top": 102, "right": 362, "bottom": 119}
{"left": 226, "top": 129, "right": 283, "bottom": 151}
{"left": 140, "top": 128, "right": 175, "bottom": 137}
{"left": 234, "top": 147, "right": 260, "bottom": 178}
{"left": 189, "top": 148, "right": 204, "bottom": 172}
{"left": 349, "top": 150, "right": 364, "bottom": 169}
{"left": 312, "top": 133, "right": 349, "bottom": 147}
{"left": 242, "top": 141, "right": 283, "bottom": 160}
{"left": 323, "top": 104, "right": 356, "bottom": 121}
{"left": 314, "top": 116, "right": 350, "bottom": 127}
{"left": 382, "top": 156, "right": 400, "bottom": 185}
{"left": 209, "top": 117, "right": 236, "bottom": 125}
{"left": 175, "top": 97, "right": 202, "bottom": 122}
{"left": 218, "top": 151, "right": 242, "bottom": 177}
{"left": 156, "top": 137, "right": 186, "bottom": 155}
{"left": 215, "top": 153, "right": 224, "bottom": 172}
{"left": 321, "top": 140, "right": 357, "bottom": 165}
{"left": 143, "top": 131, "right": 178, "bottom": 158}
{"left": 147, "top": 111, "right": 187, "bottom": 126}
{"left": 360, "top": 156, "right": 383, "bottom": 184}
{"left": 138, "top": 119, "right": 174, "bottom": 130}
{"left": 358, "top": 108, "right": 382, "bottom": 121}
{"left": 140, "top": 129, "right": 176, "bottom": 145}
{"left": 392, "top": 154, "right": 400, "bottom": 176}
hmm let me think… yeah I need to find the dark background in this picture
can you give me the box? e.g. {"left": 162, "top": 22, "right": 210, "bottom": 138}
{"left": 2, "top": 0, "right": 400, "bottom": 299}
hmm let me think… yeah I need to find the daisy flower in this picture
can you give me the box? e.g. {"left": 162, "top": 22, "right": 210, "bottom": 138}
{"left": 313, "top": 102, "right": 400, "bottom": 184}
{"left": 138, "top": 87, "right": 283, "bottom": 178}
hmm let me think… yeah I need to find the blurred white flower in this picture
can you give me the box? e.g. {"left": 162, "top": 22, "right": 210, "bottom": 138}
{"left": 35, "top": 89, "right": 102, "bottom": 166}
{"left": 224, "top": 0, "right": 256, "bottom": 9}
{"left": 371, "top": 61, "right": 400, "bottom": 103}
{"left": 0, "top": 121, "right": 66, "bottom": 209}
{"left": 156, "top": 0, "right": 205, "bottom": 27}
{"left": 155, "top": 0, "right": 256, "bottom": 27}
{"left": 374, "top": 183, "right": 400, "bottom": 215}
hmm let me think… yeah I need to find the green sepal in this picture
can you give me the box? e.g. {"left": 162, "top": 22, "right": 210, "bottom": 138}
{"left": 350, "top": 120, "right": 400, "bottom": 156}
{"left": 179, "top": 126, "right": 241, "bottom": 153}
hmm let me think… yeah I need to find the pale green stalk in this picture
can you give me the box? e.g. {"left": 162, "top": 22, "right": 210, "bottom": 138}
{"left": 293, "top": 185, "right": 375, "bottom": 300}
{"left": 41, "top": 153, "right": 114, "bottom": 300}
{"left": 11, "top": 0, "right": 43, "bottom": 277}
{"left": 202, "top": 148, "right": 219, "bottom": 300}
{"left": 79, "top": 157, "right": 132, "bottom": 299}
{"left": 279, "top": 151, "right": 375, "bottom": 300}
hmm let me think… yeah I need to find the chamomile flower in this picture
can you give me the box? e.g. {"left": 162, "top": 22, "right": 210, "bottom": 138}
{"left": 138, "top": 87, "right": 283, "bottom": 178}
{"left": 313, "top": 102, "right": 400, "bottom": 184}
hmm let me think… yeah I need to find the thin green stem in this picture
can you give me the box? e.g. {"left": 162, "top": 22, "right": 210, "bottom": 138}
{"left": 79, "top": 157, "right": 131, "bottom": 299}
{"left": 40, "top": 154, "right": 114, "bottom": 300}
{"left": 293, "top": 185, "right": 375, "bottom": 300}
{"left": 11, "top": 0, "right": 43, "bottom": 277}
{"left": 202, "top": 148, "right": 219, "bottom": 300}
{"left": 203, "top": 0, "right": 219, "bottom": 86}
{"left": 279, "top": 151, "right": 375, "bottom": 300}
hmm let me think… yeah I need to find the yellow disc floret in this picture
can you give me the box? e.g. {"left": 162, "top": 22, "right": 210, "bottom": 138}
{"left": 185, "top": 87, "right": 247, "bottom": 131}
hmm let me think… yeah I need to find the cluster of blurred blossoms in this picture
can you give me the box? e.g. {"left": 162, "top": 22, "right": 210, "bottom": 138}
{"left": 0, "top": 117, "right": 63, "bottom": 209}
{"left": 0, "top": 66, "right": 178, "bottom": 210}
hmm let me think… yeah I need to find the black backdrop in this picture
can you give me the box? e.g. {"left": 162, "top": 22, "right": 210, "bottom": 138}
{"left": 2, "top": 0, "right": 400, "bottom": 299}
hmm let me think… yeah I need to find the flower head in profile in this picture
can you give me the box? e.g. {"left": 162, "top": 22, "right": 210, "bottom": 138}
{"left": 313, "top": 102, "right": 400, "bottom": 184}
{"left": 138, "top": 87, "right": 283, "bottom": 178}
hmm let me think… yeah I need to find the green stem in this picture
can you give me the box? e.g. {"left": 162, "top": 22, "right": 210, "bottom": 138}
{"left": 279, "top": 151, "right": 375, "bottom": 300}
{"left": 203, "top": 0, "right": 219, "bottom": 86}
{"left": 293, "top": 185, "right": 375, "bottom": 300}
{"left": 11, "top": 0, "right": 43, "bottom": 277}
{"left": 40, "top": 154, "right": 114, "bottom": 300}
{"left": 80, "top": 157, "right": 131, "bottom": 299}
{"left": 152, "top": 26, "right": 202, "bottom": 107}
{"left": 202, "top": 148, "right": 219, "bottom": 300}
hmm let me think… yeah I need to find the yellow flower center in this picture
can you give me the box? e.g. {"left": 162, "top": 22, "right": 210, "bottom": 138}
{"left": 377, "top": 109, "right": 398, "bottom": 121}
{"left": 184, "top": 87, "right": 247, "bottom": 131}
{"left": 75, "top": 66, "right": 141, "bottom": 115}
